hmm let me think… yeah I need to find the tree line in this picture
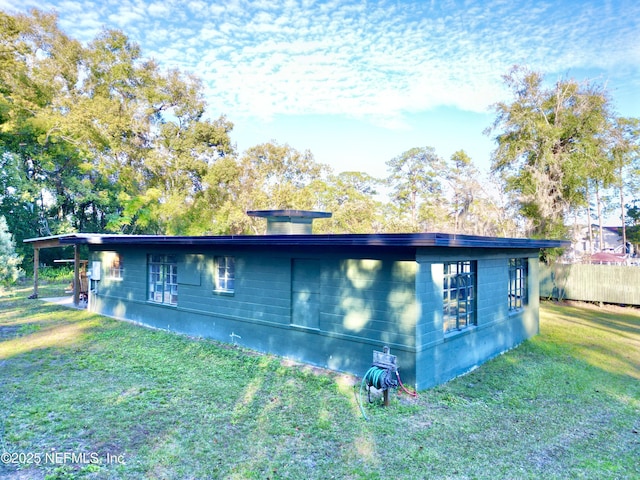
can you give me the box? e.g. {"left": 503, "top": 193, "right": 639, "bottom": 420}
{"left": 1, "top": 9, "right": 639, "bottom": 275}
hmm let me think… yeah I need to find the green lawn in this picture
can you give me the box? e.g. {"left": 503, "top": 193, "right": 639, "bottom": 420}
{"left": 1, "top": 283, "right": 638, "bottom": 479}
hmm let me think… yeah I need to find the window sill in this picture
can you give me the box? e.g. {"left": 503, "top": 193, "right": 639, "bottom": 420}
{"left": 443, "top": 325, "right": 477, "bottom": 341}
{"left": 147, "top": 300, "right": 178, "bottom": 307}
{"left": 213, "top": 290, "right": 234, "bottom": 297}
{"left": 290, "top": 324, "right": 320, "bottom": 333}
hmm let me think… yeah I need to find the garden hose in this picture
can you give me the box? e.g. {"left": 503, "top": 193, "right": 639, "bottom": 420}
{"left": 396, "top": 370, "right": 418, "bottom": 397}
{"left": 358, "top": 366, "right": 399, "bottom": 420}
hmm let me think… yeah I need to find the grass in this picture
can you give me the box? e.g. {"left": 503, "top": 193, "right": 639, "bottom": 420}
{"left": 1, "top": 283, "right": 638, "bottom": 479}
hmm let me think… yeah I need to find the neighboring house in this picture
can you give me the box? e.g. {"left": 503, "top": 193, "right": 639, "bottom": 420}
{"left": 26, "top": 211, "right": 567, "bottom": 390}
{"left": 570, "top": 224, "right": 625, "bottom": 259}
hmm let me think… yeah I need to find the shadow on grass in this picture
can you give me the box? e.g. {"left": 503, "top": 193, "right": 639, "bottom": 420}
{"left": 0, "top": 318, "right": 101, "bottom": 360}
{"left": 539, "top": 300, "right": 640, "bottom": 380}
{"left": 547, "top": 300, "right": 640, "bottom": 334}
{"left": 0, "top": 288, "right": 106, "bottom": 361}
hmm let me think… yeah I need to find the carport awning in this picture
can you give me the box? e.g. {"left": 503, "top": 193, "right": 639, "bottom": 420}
{"left": 23, "top": 234, "right": 85, "bottom": 305}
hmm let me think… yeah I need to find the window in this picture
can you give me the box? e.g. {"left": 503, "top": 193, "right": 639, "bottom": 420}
{"left": 508, "top": 258, "right": 528, "bottom": 311}
{"left": 215, "top": 256, "right": 235, "bottom": 293}
{"left": 443, "top": 261, "right": 476, "bottom": 333}
{"left": 148, "top": 255, "right": 178, "bottom": 305}
{"left": 108, "top": 253, "right": 123, "bottom": 280}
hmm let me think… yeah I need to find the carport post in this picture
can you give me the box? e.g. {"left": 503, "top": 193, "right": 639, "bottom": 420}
{"left": 32, "top": 247, "right": 39, "bottom": 299}
{"left": 73, "top": 244, "right": 80, "bottom": 306}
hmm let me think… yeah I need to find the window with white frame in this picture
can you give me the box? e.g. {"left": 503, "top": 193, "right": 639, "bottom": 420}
{"left": 108, "top": 253, "right": 123, "bottom": 280}
{"left": 215, "top": 256, "right": 235, "bottom": 293}
{"left": 148, "top": 255, "right": 178, "bottom": 305}
{"left": 443, "top": 261, "right": 476, "bottom": 333}
{"left": 508, "top": 258, "right": 528, "bottom": 311}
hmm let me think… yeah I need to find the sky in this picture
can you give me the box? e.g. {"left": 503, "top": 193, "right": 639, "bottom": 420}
{"left": 1, "top": 0, "right": 639, "bottom": 180}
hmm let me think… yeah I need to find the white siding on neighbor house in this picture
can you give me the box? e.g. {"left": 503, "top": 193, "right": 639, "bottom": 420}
{"left": 570, "top": 225, "right": 625, "bottom": 258}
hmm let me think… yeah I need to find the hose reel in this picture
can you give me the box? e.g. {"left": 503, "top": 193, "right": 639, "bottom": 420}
{"left": 365, "top": 346, "right": 398, "bottom": 391}
{"left": 364, "top": 365, "right": 397, "bottom": 390}
{"left": 359, "top": 346, "right": 398, "bottom": 418}
{"left": 359, "top": 346, "right": 418, "bottom": 420}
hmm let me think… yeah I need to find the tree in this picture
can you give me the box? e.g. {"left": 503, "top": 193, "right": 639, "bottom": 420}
{"left": 77, "top": 29, "right": 235, "bottom": 235}
{"left": 608, "top": 117, "right": 640, "bottom": 246}
{"left": 0, "top": 10, "right": 81, "bottom": 253}
{"left": 626, "top": 201, "right": 640, "bottom": 253}
{"left": 207, "top": 142, "right": 329, "bottom": 235}
{"left": 445, "top": 150, "right": 477, "bottom": 233}
{"left": 441, "top": 151, "right": 520, "bottom": 236}
{"left": 311, "top": 171, "right": 383, "bottom": 233}
{"left": 0, "top": 9, "right": 235, "bottom": 245}
{"left": 0, "top": 215, "right": 22, "bottom": 287}
{"left": 386, "top": 147, "right": 446, "bottom": 232}
{"left": 486, "top": 66, "right": 613, "bottom": 239}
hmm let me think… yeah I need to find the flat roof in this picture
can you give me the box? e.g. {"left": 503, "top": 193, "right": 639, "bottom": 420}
{"left": 25, "top": 232, "right": 569, "bottom": 250}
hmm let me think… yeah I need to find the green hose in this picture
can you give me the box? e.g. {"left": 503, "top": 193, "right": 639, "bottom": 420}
{"left": 359, "top": 366, "right": 378, "bottom": 420}
{"left": 369, "top": 367, "right": 386, "bottom": 389}
{"left": 359, "top": 366, "right": 397, "bottom": 419}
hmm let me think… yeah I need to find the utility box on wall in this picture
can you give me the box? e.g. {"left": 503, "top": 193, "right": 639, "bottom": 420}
{"left": 91, "top": 261, "right": 101, "bottom": 281}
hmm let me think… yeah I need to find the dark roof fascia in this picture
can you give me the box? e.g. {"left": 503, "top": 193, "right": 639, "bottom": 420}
{"left": 23, "top": 233, "right": 80, "bottom": 244}
{"left": 23, "top": 233, "right": 90, "bottom": 249}
{"left": 247, "top": 209, "right": 332, "bottom": 219}
{"left": 55, "top": 232, "right": 569, "bottom": 250}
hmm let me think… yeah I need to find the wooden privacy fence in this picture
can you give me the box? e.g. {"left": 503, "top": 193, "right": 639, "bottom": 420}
{"left": 540, "top": 263, "right": 640, "bottom": 306}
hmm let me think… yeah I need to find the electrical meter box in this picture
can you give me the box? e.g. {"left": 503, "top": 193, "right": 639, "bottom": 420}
{"left": 91, "top": 261, "right": 101, "bottom": 281}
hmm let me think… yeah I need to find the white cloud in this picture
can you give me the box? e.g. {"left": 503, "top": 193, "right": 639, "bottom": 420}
{"left": 108, "top": 3, "right": 146, "bottom": 26}
{"left": 2, "top": 0, "right": 638, "bottom": 123}
{"left": 147, "top": 1, "right": 170, "bottom": 17}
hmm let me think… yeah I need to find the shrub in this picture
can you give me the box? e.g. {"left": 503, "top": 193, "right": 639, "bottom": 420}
{"left": 0, "top": 215, "right": 23, "bottom": 287}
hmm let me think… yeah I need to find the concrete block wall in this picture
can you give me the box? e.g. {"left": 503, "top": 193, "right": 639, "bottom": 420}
{"left": 90, "top": 245, "right": 542, "bottom": 391}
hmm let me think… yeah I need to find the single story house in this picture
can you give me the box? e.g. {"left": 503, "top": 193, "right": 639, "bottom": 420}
{"left": 26, "top": 211, "right": 567, "bottom": 390}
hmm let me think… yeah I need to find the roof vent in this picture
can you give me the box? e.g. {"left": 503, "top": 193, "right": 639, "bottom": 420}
{"left": 247, "top": 210, "right": 331, "bottom": 235}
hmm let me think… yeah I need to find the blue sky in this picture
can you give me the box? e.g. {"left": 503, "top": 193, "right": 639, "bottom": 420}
{"left": 2, "top": 0, "right": 639, "bottom": 178}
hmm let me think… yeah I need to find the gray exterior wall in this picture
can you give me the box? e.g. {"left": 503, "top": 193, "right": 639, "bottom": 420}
{"left": 88, "top": 245, "right": 541, "bottom": 390}
{"left": 414, "top": 249, "right": 539, "bottom": 389}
